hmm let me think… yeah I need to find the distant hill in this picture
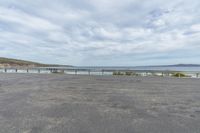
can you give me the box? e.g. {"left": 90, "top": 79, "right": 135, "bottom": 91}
{"left": 169, "top": 64, "right": 200, "bottom": 67}
{"left": 141, "top": 64, "right": 200, "bottom": 67}
{"left": 0, "top": 57, "right": 72, "bottom": 68}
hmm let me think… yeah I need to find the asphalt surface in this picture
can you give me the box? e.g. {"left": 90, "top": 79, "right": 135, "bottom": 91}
{"left": 0, "top": 73, "right": 200, "bottom": 133}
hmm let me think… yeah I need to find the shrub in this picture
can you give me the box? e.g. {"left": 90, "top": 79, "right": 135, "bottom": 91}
{"left": 113, "top": 71, "right": 124, "bottom": 76}
{"left": 125, "top": 71, "right": 133, "bottom": 76}
{"left": 172, "top": 72, "right": 187, "bottom": 77}
{"left": 113, "top": 71, "right": 139, "bottom": 76}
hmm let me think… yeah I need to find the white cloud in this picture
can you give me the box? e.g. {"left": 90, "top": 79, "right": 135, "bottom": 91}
{"left": 191, "top": 24, "right": 200, "bottom": 31}
{"left": 0, "top": 7, "right": 61, "bottom": 32}
{"left": 0, "top": 0, "right": 200, "bottom": 65}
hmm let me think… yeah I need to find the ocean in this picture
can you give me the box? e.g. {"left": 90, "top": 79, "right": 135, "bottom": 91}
{"left": 74, "top": 66, "right": 200, "bottom": 72}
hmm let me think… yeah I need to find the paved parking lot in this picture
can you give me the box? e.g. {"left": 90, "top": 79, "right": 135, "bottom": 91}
{"left": 0, "top": 74, "right": 200, "bottom": 133}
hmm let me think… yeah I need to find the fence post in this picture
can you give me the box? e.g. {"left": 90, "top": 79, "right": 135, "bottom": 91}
{"left": 75, "top": 70, "right": 77, "bottom": 75}
{"left": 196, "top": 73, "right": 199, "bottom": 78}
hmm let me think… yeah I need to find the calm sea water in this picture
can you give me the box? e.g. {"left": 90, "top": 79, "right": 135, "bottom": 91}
{"left": 74, "top": 66, "right": 200, "bottom": 72}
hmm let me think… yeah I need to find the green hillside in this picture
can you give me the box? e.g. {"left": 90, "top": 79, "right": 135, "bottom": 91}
{"left": 0, "top": 57, "right": 45, "bottom": 67}
{"left": 0, "top": 57, "right": 72, "bottom": 67}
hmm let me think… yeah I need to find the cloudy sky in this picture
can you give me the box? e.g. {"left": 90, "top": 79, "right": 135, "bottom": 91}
{"left": 0, "top": 0, "right": 200, "bottom": 66}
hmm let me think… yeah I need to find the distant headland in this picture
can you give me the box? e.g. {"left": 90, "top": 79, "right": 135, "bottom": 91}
{"left": 0, "top": 57, "right": 72, "bottom": 68}
{"left": 142, "top": 64, "right": 200, "bottom": 67}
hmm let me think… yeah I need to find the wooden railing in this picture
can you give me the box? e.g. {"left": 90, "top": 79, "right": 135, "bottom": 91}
{"left": 0, "top": 67, "right": 200, "bottom": 78}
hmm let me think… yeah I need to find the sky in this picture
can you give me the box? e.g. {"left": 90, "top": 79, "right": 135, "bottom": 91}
{"left": 0, "top": 0, "right": 200, "bottom": 66}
